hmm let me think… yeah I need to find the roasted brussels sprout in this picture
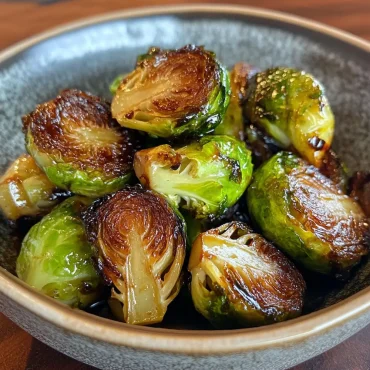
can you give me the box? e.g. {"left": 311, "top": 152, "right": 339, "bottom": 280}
{"left": 16, "top": 197, "right": 102, "bottom": 308}
{"left": 215, "top": 62, "right": 258, "bottom": 140}
{"left": 23, "top": 89, "right": 139, "bottom": 197}
{"left": 111, "top": 45, "right": 230, "bottom": 138}
{"left": 188, "top": 222, "right": 305, "bottom": 328}
{"left": 247, "top": 152, "right": 369, "bottom": 275}
{"left": 320, "top": 149, "right": 348, "bottom": 193}
{"left": 0, "top": 154, "right": 65, "bottom": 220}
{"left": 349, "top": 172, "right": 370, "bottom": 217}
{"left": 134, "top": 135, "right": 253, "bottom": 218}
{"left": 245, "top": 68, "right": 334, "bottom": 167}
{"left": 82, "top": 187, "right": 186, "bottom": 325}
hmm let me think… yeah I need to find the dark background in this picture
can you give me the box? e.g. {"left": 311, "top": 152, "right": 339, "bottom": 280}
{"left": 0, "top": 1, "right": 369, "bottom": 369}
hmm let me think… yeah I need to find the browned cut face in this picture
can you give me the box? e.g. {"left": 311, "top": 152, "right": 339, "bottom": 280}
{"left": 117, "top": 46, "right": 219, "bottom": 120}
{"left": 22, "top": 89, "right": 138, "bottom": 176}
{"left": 288, "top": 165, "right": 369, "bottom": 266}
{"left": 208, "top": 222, "right": 305, "bottom": 318}
{"left": 82, "top": 187, "right": 185, "bottom": 285}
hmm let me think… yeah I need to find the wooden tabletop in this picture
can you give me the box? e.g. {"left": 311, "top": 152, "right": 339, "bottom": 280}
{"left": 0, "top": 1, "right": 369, "bottom": 369}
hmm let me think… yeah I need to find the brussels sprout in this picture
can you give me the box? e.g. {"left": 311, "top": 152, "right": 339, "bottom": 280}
{"left": 111, "top": 45, "right": 230, "bottom": 138}
{"left": 215, "top": 62, "right": 258, "bottom": 140}
{"left": 109, "top": 74, "right": 126, "bottom": 95}
{"left": 0, "top": 154, "right": 70, "bottom": 221}
{"left": 245, "top": 68, "right": 334, "bottom": 167}
{"left": 188, "top": 222, "right": 305, "bottom": 328}
{"left": 16, "top": 197, "right": 102, "bottom": 308}
{"left": 247, "top": 152, "right": 369, "bottom": 275}
{"left": 23, "top": 89, "right": 139, "bottom": 197}
{"left": 349, "top": 172, "right": 370, "bottom": 217}
{"left": 82, "top": 187, "right": 186, "bottom": 325}
{"left": 320, "top": 149, "right": 348, "bottom": 193}
{"left": 134, "top": 135, "right": 253, "bottom": 218}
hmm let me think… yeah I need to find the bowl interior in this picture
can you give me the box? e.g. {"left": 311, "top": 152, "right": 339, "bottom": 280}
{"left": 1, "top": 10, "right": 370, "bottom": 330}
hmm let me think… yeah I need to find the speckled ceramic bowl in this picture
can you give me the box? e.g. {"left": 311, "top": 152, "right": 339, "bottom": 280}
{"left": 0, "top": 5, "right": 370, "bottom": 370}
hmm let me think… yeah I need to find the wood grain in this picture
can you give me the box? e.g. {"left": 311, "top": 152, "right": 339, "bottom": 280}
{"left": 0, "top": 1, "right": 369, "bottom": 369}
{"left": 0, "top": 0, "right": 370, "bottom": 50}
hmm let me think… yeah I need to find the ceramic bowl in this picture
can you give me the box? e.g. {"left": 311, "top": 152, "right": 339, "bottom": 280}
{"left": 0, "top": 5, "right": 370, "bottom": 370}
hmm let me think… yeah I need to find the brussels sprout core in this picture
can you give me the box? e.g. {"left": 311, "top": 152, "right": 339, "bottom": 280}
{"left": 111, "top": 45, "right": 230, "bottom": 138}
{"left": 247, "top": 152, "right": 369, "bottom": 275}
{"left": 16, "top": 197, "right": 102, "bottom": 308}
{"left": 245, "top": 68, "right": 335, "bottom": 167}
{"left": 23, "top": 89, "right": 139, "bottom": 197}
{"left": 82, "top": 187, "right": 186, "bottom": 325}
{"left": 188, "top": 222, "right": 305, "bottom": 328}
{"left": 134, "top": 135, "right": 253, "bottom": 218}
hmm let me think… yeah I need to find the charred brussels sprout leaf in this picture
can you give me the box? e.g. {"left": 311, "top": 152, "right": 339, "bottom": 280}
{"left": 247, "top": 152, "right": 369, "bottom": 275}
{"left": 0, "top": 154, "right": 67, "bottom": 220}
{"left": 134, "top": 135, "right": 253, "bottom": 218}
{"left": 111, "top": 45, "right": 230, "bottom": 138}
{"left": 16, "top": 197, "right": 102, "bottom": 308}
{"left": 23, "top": 89, "right": 139, "bottom": 197}
{"left": 245, "top": 68, "right": 334, "bottom": 167}
{"left": 215, "top": 62, "right": 258, "bottom": 140}
{"left": 320, "top": 149, "right": 348, "bottom": 193}
{"left": 349, "top": 172, "right": 370, "bottom": 217}
{"left": 82, "top": 187, "right": 186, "bottom": 325}
{"left": 188, "top": 222, "right": 305, "bottom": 328}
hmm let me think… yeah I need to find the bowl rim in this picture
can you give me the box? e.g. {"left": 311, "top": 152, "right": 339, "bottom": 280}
{"left": 1, "top": 4, "right": 370, "bottom": 356}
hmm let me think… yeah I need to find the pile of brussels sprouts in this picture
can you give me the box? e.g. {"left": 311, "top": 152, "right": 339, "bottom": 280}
{"left": 2, "top": 45, "right": 369, "bottom": 329}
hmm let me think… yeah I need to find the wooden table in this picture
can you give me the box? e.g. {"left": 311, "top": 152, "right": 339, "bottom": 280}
{"left": 0, "top": 1, "right": 369, "bottom": 369}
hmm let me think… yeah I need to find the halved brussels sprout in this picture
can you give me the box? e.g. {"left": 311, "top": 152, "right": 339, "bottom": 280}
{"left": 245, "top": 68, "right": 334, "bottom": 167}
{"left": 350, "top": 172, "right": 370, "bottom": 217}
{"left": 82, "top": 187, "right": 186, "bottom": 325}
{"left": 247, "top": 152, "right": 369, "bottom": 275}
{"left": 215, "top": 62, "right": 258, "bottom": 140}
{"left": 23, "top": 89, "right": 139, "bottom": 197}
{"left": 188, "top": 222, "right": 305, "bottom": 328}
{"left": 134, "top": 135, "right": 253, "bottom": 218}
{"left": 0, "top": 154, "right": 67, "bottom": 220}
{"left": 320, "top": 149, "right": 348, "bottom": 193}
{"left": 16, "top": 197, "right": 102, "bottom": 308}
{"left": 111, "top": 45, "right": 230, "bottom": 138}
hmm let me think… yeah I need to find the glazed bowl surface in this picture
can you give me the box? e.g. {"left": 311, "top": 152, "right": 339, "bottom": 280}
{"left": 1, "top": 5, "right": 370, "bottom": 370}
